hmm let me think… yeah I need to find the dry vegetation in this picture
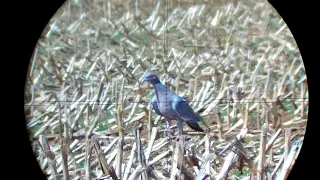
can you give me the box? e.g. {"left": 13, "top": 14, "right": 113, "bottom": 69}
{"left": 24, "top": 0, "right": 308, "bottom": 179}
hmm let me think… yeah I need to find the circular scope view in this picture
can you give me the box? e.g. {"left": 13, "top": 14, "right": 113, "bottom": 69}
{"left": 24, "top": 0, "right": 308, "bottom": 179}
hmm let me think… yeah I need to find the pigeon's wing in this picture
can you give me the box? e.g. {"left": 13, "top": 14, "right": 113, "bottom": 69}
{"left": 151, "top": 96, "right": 163, "bottom": 116}
{"left": 172, "top": 97, "right": 201, "bottom": 123}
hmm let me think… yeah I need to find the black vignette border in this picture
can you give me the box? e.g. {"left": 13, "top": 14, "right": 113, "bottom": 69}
{"left": 6, "top": 0, "right": 66, "bottom": 179}
{"left": 5, "top": 0, "right": 315, "bottom": 179}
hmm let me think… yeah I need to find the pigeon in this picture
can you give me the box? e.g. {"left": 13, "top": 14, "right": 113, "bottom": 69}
{"left": 139, "top": 72, "right": 204, "bottom": 137}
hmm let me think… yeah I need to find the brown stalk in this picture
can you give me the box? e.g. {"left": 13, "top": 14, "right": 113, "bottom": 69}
{"left": 135, "top": 124, "right": 148, "bottom": 180}
{"left": 177, "top": 162, "right": 195, "bottom": 180}
{"left": 271, "top": 155, "right": 284, "bottom": 179}
{"left": 92, "top": 136, "right": 118, "bottom": 180}
{"left": 265, "top": 128, "right": 282, "bottom": 153}
{"left": 257, "top": 123, "right": 268, "bottom": 180}
{"left": 123, "top": 142, "right": 137, "bottom": 180}
{"left": 171, "top": 140, "right": 184, "bottom": 179}
{"left": 39, "top": 135, "right": 60, "bottom": 180}
{"left": 147, "top": 102, "right": 153, "bottom": 140}
{"left": 243, "top": 102, "right": 249, "bottom": 129}
{"left": 205, "top": 135, "right": 211, "bottom": 178}
{"left": 284, "top": 128, "right": 291, "bottom": 160}
{"left": 57, "top": 98, "right": 70, "bottom": 180}
{"left": 271, "top": 87, "right": 279, "bottom": 129}
{"left": 268, "top": 147, "right": 275, "bottom": 167}
{"left": 216, "top": 128, "right": 248, "bottom": 180}
{"left": 115, "top": 79, "right": 125, "bottom": 179}
{"left": 256, "top": 87, "right": 261, "bottom": 130}
{"left": 226, "top": 86, "right": 231, "bottom": 128}
{"left": 145, "top": 127, "right": 157, "bottom": 161}
{"left": 216, "top": 112, "right": 223, "bottom": 140}
{"left": 85, "top": 137, "right": 93, "bottom": 180}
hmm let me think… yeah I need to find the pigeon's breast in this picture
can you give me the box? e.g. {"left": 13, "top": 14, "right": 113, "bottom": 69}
{"left": 158, "top": 101, "right": 177, "bottom": 120}
{"left": 156, "top": 93, "right": 178, "bottom": 120}
{"left": 153, "top": 84, "right": 179, "bottom": 120}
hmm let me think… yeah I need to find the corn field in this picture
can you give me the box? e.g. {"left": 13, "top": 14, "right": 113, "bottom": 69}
{"left": 24, "top": 0, "right": 308, "bottom": 179}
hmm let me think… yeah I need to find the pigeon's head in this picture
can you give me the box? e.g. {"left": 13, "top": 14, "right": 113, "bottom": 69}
{"left": 139, "top": 72, "right": 160, "bottom": 85}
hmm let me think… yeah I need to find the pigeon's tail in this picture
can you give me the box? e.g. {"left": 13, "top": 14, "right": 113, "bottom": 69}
{"left": 186, "top": 121, "right": 205, "bottom": 132}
